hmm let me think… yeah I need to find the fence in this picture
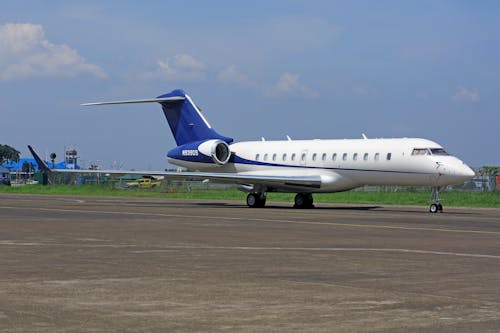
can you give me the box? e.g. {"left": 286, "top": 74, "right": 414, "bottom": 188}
{"left": 19, "top": 169, "right": 500, "bottom": 193}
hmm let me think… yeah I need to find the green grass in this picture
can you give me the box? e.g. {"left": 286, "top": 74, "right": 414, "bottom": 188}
{"left": 1, "top": 184, "right": 499, "bottom": 208}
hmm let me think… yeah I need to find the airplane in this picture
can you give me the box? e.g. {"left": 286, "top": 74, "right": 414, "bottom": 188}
{"left": 28, "top": 89, "right": 475, "bottom": 213}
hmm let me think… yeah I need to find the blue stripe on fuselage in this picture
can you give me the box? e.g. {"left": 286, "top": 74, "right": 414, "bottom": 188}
{"left": 168, "top": 152, "right": 435, "bottom": 175}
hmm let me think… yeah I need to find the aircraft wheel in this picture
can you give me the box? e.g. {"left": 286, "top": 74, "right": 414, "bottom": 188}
{"left": 257, "top": 193, "right": 266, "bottom": 208}
{"left": 438, "top": 203, "right": 443, "bottom": 212}
{"left": 429, "top": 204, "right": 439, "bottom": 213}
{"left": 294, "top": 193, "right": 314, "bottom": 209}
{"left": 247, "top": 193, "right": 266, "bottom": 208}
{"left": 247, "top": 193, "right": 258, "bottom": 207}
{"left": 294, "top": 193, "right": 305, "bottom": 208}
{"left": 305, "top": 194, "right": 314, "bottom": 208}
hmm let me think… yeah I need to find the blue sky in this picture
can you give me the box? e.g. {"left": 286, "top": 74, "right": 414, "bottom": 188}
{"left": 1, "top": 1, "right": 498, "bottom": 169}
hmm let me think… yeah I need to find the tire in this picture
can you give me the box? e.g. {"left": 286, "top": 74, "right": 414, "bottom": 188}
{"left": 247, "top": 193, "right": 266, "bottom": 208}
{"left": 429, "top": 204, "right": 439, "bottom": 213}
{"left": 305, "top": 194, "right": 314, "bottom": 208}
{"left": 294, "top": 193, "right": 314, "bottom": 209}
{"left": 294, "top": 193, "right": 305, "bottom": 208}
{"left": 247, "top": 193, "right": 258, "bottom": 208}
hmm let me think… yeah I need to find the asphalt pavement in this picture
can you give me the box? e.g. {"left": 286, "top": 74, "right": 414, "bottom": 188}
{"left": 1, "top": 193, "right": 499, "bottom": 332}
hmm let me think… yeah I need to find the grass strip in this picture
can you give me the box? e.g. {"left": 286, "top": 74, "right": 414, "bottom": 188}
{"left": 0, "top": 184, "right": 499, "bottom": 208}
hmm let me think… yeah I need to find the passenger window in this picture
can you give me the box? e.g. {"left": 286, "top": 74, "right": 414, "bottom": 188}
{"left": 322, "top": 153, "right": 326, "bottom": 161}
{"left": 332, "top": 153, "right": 337, "bottom": 161}
{"left": 342, "top": 153, "right": 347, "bottom": 161}
{"left": 363, "top": 153, "right": 368, "bottom": 161}
{"left": 301, "top": 153, "right": 306, "bottom": 161}
{"left": 386, "top": 153, "right": 392, "bottom": 161}
{"left": 312, "top": 153, "right": 317, "bottom": 161}
{"left": 374, "top": 153, "right": 380, "bottom": 161}
{"left": 256, "top": 154, "right": 260, "bottom": 161}
{"left": 353, "top": 153, "right": 358, "bottom": 161}
{"left": 283, "top": 153, "right": 287, "bottom": 161}
{"left": 272, "top": 153, "right": 277, "bottom": 161}
{"left": 291, "top": 153, "right": 296, "bottom": 161}
{"left": 264, "top": 153, "right": 268, "bottom": 161}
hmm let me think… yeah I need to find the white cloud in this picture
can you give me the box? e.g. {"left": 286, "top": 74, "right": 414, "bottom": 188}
{"left": 146, "top": 53, "right": 206, "bottom": 81}
{"left": 217, "top": 65, "right": 250, "bottom": 85}
{"left": 452, "top": 86, "right": 479, "bottom": 102}
{"left": 266, "top": 72, "right": 319, "bottom": 98}
{"left": 147, "top": 56, "right": 319, "bottom": 99}
{"left": 274, "top": 72, "right": 300, "bottom": 93}
{"left": 173, "top": 54, "right": 205, "bottom": 70}
{"left": 217, "top": 66, "right": 318, "bottom": 99}
{"left": 0, "top": 23, "right": 107, "bottom": 80}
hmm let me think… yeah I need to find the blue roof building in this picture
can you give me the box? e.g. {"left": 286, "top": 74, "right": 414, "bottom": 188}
{"left": 2, "top": 148, "right": 80, "bottom": 171}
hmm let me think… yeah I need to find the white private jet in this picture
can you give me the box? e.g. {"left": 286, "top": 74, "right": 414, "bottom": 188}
{"left": 29, "top": 89, "right": 474, "bottom": 213}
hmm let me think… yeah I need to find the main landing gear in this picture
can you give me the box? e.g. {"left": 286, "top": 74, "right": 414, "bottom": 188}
{"left": 294, "top": 193, "right": 314, "bottom": 209}
{"left": 245, "top": 192, "right": 315, "bottom": 209}
{"left": 246, "top": 193, "right": 267, "bottom": 208}
{"left": 429, "top": 186, "right": 443, "bottom": 213}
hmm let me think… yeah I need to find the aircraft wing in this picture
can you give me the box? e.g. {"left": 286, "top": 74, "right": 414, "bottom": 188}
{"left": 28, "top": 146, "right": 322, "bottom": 189}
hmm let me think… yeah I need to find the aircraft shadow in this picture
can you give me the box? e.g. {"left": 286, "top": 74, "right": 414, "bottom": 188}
{"left": 194, "top": 202, "right": 477, "bottom": 215}
{"left": 195, "top": 202, "right": 381, "bottom": 211}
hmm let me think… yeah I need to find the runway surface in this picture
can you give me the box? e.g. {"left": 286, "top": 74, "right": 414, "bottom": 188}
{"left": 0, "top": 193, "right": 499, "bottom": 332}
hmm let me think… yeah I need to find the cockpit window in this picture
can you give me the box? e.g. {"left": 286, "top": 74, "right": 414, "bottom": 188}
{"left": 412, "top": 148, "right": 450, "bottom": 156}
{"left": 411, "top": 148, "right": 429, "bottom": 156}
{"left": 430, "top": 148, "right": 449, "bottom": 156}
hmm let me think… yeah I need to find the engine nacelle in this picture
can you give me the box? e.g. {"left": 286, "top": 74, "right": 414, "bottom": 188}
{"left": 167, "top": 139, "right": 232, "bottom": 168}
{"left": 198, "top": 139, "right": 231, "bottom": 165}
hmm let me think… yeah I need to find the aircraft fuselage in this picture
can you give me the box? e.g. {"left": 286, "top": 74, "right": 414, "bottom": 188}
{"left": 168, "top": 137, "right": 474, "bottom": 193}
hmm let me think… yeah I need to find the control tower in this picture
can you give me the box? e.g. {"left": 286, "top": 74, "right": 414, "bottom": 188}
{"left": 64, "top": 147, "right": 79, "bottom": 169}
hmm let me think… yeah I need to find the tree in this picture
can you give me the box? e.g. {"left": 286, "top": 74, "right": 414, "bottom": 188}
{"left": 0, "top": 144, "right": 20, "bottom": 164}
{"left": 22, "top": 161, "right": 35, "bottom": 173}
{"left": 482, "top": 166, "right": 499, "bottom": 176}
{"left": 482, "top": 166, "right": 499, "bottom": 192}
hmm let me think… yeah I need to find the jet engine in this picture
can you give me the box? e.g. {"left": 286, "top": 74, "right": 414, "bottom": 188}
{"left": 197, "top": 139, "right": 231, "bottom": 165}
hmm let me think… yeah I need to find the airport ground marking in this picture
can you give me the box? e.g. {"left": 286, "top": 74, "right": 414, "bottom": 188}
{"left": 1, "top": 205, "right": 500, "bottom": 236}
{"left": 130, "top": 246, "right": 500, "bottom": 259}
{"left": 1, "top": 239, "right": 498, "bottom": 260}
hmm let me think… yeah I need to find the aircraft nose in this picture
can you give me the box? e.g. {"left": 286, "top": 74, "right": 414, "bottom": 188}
{"left": 437, "top": 159, "right": 475, "bottom": 184}
{"left": 462, "top": 164, "right": 475, "bottom": 180}
{"left": 452, "top": 163, "right": 475, "bottom": 182}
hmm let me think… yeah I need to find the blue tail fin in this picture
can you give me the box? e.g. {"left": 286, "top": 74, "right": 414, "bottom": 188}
{"left": 157, "top": 89, "right": 233, "bottom": 146}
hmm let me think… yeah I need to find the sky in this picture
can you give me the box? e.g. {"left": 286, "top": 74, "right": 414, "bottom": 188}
{"left": 1, "top": 0, "right": 499, "bottom": 169}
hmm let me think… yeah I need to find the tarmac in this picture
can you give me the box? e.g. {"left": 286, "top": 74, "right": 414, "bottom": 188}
{"left": 0, "top": 193, "right": 499, "bottom": 332}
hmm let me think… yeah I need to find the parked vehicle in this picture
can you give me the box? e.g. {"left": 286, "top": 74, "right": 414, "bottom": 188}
{"left": 126, "top": 175, "right": 162, "bottom": 188}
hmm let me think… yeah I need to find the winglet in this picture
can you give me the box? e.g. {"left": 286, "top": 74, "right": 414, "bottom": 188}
{"left": 27, "top": 145, "right": 51, "bottom": 173}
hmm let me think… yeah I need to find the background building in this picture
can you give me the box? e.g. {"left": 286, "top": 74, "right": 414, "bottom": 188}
{"left": 2, "top": 147, "right": 80, "bottom": 172}
{"left": 0, "top": 165, "right": 11, "bottom": 185}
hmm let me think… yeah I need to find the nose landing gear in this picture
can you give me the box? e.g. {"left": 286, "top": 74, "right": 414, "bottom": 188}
{"left": 429, "top": 186, "right": 443, "bottom": 213}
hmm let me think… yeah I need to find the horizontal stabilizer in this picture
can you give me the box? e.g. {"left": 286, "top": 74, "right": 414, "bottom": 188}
{"left": 81, "top": 96, "right": 185, "bottom": 106}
